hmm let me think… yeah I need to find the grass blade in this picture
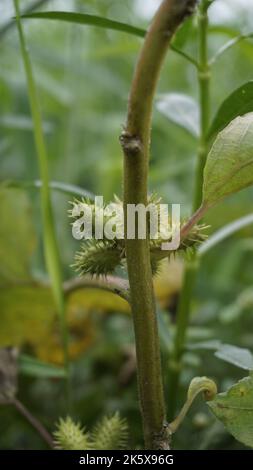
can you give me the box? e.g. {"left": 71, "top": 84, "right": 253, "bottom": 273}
{"left": 6, "top": 179, "right": 95, "bottom": 200}
{"left": 199, "top": 213, "right": 253, "bottom": 256}
{"left": 22, "top": 11, "right": 146, "bottom": 37}
{"left": 209, "top": 33, "right": 253, "bottom": 66}
{"left": 13, "top": 0, "right": 70, "bottom": 393}
{"left": 21, "top": 11, "right": 198, "bottom": 67}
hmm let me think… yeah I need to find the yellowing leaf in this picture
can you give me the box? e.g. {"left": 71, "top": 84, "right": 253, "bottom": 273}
{"left": 208, "top": 375, "right": 253, "bottom": 448}
{"left": 67, "top": 288, "right": 129, "bottom": 315}
{"left": 0, "top": 283, "right": 129, "bottom": 364}
{"left": 0, "top": 285, "right": 54, "bottom": 347}
{"left": 0, "top": 187, "right": 36, "bottom": 282}
{"left": 153, "top": 259, "right": 183, "bottom": 309}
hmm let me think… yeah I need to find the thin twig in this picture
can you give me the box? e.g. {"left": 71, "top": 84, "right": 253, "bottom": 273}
{"left": 12, "top": 397, "right": 54, "bottom": 448}
{"left": 64, "top": 276, "right": 130, "bottom": 302}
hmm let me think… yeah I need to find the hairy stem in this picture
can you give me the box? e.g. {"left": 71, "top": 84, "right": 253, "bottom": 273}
{"left": 169, "top": 0, "right": 211, "bottom": 420}
{"left": 121, "top": 0, "right": 197, "bottom": 449}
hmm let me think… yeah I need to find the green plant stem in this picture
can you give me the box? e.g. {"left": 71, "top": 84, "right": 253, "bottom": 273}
{"left": 13, "top": 0, "right": 70, "bottom": 402}
{"left": 121, "top": 0, "right": 197, "bottom": 450}
{"left": 194, "top": 0, "right": 210, "bottom": 211}
{"left": 169, "top": 0, "right": 210, "bottom": 420}
{"left": 168, "top": 259, "right": 198, "bottom": 418}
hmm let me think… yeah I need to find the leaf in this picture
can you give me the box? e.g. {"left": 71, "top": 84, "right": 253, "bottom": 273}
{"left": 156, "top": 93, "right": 200, "bottom": 137}
{"left": 220, "top": 289, "right": 253, "bottom": 324}
{"left": 18, "top": 354, "right": 66, "bottom": 378}
{"left": 199, "top": 213, "right": 253, "bottom": 256}
{"left": 21, "top": 12, "right": 197, "bottom": 67}
{"left": 0, "top": 114, "right": 53, "bottom": 133}
{"left": 6, "top": 179, "right": 95, "bottom": 200}
{"left": 209, "top": 34, "right": 253, "bottom": 67}
{"left": 203, "top": 112, "right": 253, "bottom": 206}
{"left": 0, "top": 283, "right": 129, "bottom": 364}
{"left": 215, "top": 344, "right": 253, "bottom": 371}
{"left": 187, "top": 340, "right": 222, "bottom": 351}
{"left": 21, "top": 11, "right": 146, "bottom": 38}
{"left": 209, "top": 25, "right": 241, "bottom": 39}
{"left": 0, "top": 285, "right": 55, "bottom": 348}
{"left": 172, "top": 17, "right": 194, "bottom": 48}
{"left": 0, "top": 187, "right": 36, "bottom": 282}
{"left": 208, "top": 375, "right": 253, "bottom": 447}
{"left": 187, "top": 341, "right": 253, "bottom": 370}
{"left": 208, "top": 82, "right": 253, "bottom": 140}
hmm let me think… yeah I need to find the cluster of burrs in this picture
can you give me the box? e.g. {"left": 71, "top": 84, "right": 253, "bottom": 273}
{"left": 69, "top": 195, "right": 208, "bottom": 277}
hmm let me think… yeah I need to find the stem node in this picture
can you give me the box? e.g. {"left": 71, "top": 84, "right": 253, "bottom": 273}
{"left": 120, "top": 131, "right": 143, "bottom": 157}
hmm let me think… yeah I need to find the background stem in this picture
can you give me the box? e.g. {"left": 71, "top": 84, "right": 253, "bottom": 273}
{"left": 14, "top": 0, "right": 70, "bottom": 405}
{"left": 169, "top": 0, "right": 211, "bottom": 420}
{"left": 121, "top": 0, "right": 197, "bottom": 449}
{"left": 194, "top": 0, "right": 210, "bottom": 211}
{"left": 12, "top": 398, "right": 54, "bottom": 448}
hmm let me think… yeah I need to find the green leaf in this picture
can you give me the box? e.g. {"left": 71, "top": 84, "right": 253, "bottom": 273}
{"left": 215, "top": 344, "right": 253, "bottom": 370}
{"left": 220, "top": 289, "right": 253, "bottom": 324}
{"left": 6, "top": 179, "right": 95, "bottom": 200}
{"left": 21, "top": 12, "right": 197, "bottom": 67}
{"left": 209, "top": 25, "right": 240, "bottom": 39}
{"left": 21, "top": 11, "right": 146, "bottom": 38}
{"left": 187, "top": 340, "right": 222, "bottom": 351}
{"left": 208, "top": 82, "right": 253, "bottom": 140}
{"left": 208, "top": 375, "right": 253, "bottom": 448}
{"left": 172, "top": 17, "right": 194, "bottom": 48}
{"left": 0, "top": 114, "right": 53, "bottom": 133}
{"left": 199, "top": 213, "right": 253, "bottom": 256}
{"left": 203, "top": 112, "right": 253, "bottom": 206}
{"left": 19, "top": 354, "right": 66, "bottom": 378}
{"left": 156, "top": 93, "right": 200, "bottom": 137}
{"left": 209, "top": 33, "right": 253, "bottom": 67}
